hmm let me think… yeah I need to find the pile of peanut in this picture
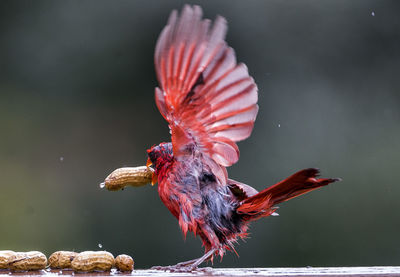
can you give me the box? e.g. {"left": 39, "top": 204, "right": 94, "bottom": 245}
{"left": 0, "top": 250, "right": 134, "bottom": 272}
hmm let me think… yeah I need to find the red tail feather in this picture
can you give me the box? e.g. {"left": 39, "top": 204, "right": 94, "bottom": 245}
{"left": 237, "top": 168, "right": 340, "bottom": 220}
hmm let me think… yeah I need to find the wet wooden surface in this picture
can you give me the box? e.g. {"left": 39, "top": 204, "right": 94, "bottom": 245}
{"left": 2, "top": 267, "right": 400, "bottom": 277}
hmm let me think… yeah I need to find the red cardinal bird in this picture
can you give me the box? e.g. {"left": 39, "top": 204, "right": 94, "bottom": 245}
{"left": 145, "top": 5, "right": 339, "bottom": 271}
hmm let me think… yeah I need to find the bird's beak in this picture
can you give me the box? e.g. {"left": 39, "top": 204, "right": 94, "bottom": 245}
{"left": 146, "top": 158, "right": 152, "bottom": 168}
{"left": 146, "top": 158, "right": 157, "bottom": 186}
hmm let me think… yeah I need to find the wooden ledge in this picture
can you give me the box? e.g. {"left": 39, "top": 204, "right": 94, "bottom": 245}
{"left": 2, "top": 267, "right": 400, "bottom": 277}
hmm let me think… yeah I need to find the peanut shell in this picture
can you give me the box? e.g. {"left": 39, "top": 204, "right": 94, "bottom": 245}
{"left": 103, "top": 166, "right": 153, "bottom": 191}
{"left": 71, "top": 251, "right": 114, "bottom": 272}
{"left": 8, "top": 251, "right": 47, "bottom": 271}
{"left": 0, "top": 251, "right": 16, "bottom": 269}
{"left": 115, "top": 254, "right": 134, "bottom": 272}
{"left": 48, "top": 251, "right": 78, "bottom": 269}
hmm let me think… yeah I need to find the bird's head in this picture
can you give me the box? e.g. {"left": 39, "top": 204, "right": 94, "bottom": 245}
{"left": 146, "top": 142, "right": 173, "bottom": 185}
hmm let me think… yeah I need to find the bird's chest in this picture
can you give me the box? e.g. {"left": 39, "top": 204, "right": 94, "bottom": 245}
{"left": 157, "top": 162, "right": 203, "bottom": 222}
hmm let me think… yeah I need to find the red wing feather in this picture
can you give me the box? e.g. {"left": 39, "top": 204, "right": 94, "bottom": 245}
{"left": 154, "top": 5, "right": 258, "bottom": 185}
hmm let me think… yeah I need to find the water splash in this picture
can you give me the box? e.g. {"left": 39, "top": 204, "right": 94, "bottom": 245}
{"left": 371, "top": 11, "right": 375, "bottom": 16}
{"left": 98, "top": 243, "right": 103, "bottom": 248}
{"left": 99, "top": 182, "right": 105, "bottom": 189}
{"left": 277, "top": 123, "right": 281, "bottom": 128}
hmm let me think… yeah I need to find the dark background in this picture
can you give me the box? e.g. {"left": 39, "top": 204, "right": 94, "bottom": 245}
{"left": 1, "top": 0, "right": 399, "bottom": 269}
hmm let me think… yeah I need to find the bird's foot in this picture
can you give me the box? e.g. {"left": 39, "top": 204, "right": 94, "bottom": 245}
{"left": 151, "top": 265, "right": 192, "bottom": 272}
{"left": 151, "top": 249, "right": 216, "bottom": 272}
{"left": 151, "top": 264, "right": 211, "bottom": 272}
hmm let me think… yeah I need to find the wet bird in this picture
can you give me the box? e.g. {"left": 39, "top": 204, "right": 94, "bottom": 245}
{"left": 118, "top": 5, "right": 339, "bottom": 271}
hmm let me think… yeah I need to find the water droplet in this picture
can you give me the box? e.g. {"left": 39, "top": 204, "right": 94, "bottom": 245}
{"left": 59, "top": 156, "right": 64, "bottom": 162}
{"left": 99, "top": 182, "right": 105, "bottom": 189}
{"left": 277, "top": 123, "right": 281, "bottom": 128}
{"left": 98, "top": 243, "right": 103, "bottom": 248}
{"left": 371, "top": 11, "right": 375, "bottom": 16}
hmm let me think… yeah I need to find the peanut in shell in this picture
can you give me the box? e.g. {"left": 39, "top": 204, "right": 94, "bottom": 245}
{"left": 71, "top": 251, "right": 114, "bottom": 272}
{"left": 103, "top": 166, "right": 153, "bottom": 191}
{"left": 8, "top": 251, "right": 47, "bottom": 271}
{"left": 115, "top": 254, "right": 134, "bottom": 272}
{"left": 48, "top": 251, "right": 78, "bottom": 269}
{"left": 0, "top": 250, "right": 16, "bottom": 269}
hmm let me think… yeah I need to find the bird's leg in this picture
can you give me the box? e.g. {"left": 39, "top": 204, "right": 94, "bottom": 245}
{"left": 151, "top": 248, "right": 216, "bottom": 272}
{"left": 174, "top": 258, "right": 199, "bottom": 267}
{"left": 185, "top": 248, "right": 215, "bottom": 270}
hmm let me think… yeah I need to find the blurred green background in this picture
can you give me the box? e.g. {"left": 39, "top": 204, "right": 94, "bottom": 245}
{"left": 1, "top": 0, "right": 399, "bottom": 269}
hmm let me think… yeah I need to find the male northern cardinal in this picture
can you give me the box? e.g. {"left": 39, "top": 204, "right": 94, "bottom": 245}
{"left": 138, "top": 5, "right": 338, "bottom": 271}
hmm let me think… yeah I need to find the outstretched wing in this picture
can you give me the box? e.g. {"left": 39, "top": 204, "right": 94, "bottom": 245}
{"left": 154, "top": 5, "right": 258, "bottom": 185}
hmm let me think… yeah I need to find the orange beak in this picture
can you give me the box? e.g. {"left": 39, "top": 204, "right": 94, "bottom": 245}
{"left": 146, "top": 158, "right": 157, "bottom": 186}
